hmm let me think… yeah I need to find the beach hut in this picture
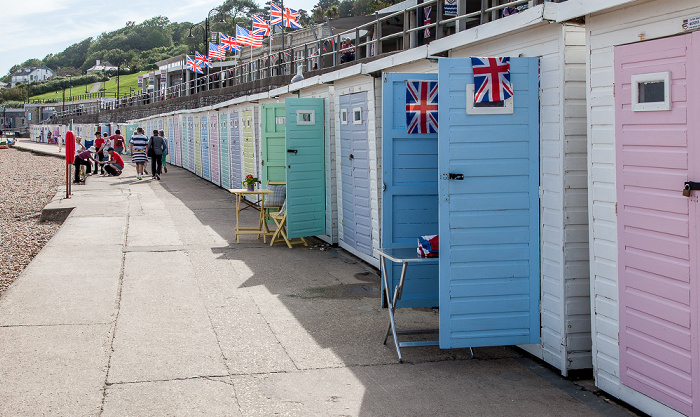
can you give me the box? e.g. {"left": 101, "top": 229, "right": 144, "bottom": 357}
{"left": 364, "top": 3, "right": 590, "bottom": 375}
{"left": 560, "top": 0, "right": 700, "bottom": 414}
{"left": 208, "top": 111, "right": 221, "bottom": 186}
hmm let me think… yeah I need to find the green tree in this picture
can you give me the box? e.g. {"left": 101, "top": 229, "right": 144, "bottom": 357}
{"left": 338, "top": 0, "right": 354, "bottom": 17}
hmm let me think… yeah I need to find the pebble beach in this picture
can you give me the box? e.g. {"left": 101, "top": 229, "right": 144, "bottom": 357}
{"left": 0, "top": 148, "right": 64, "bottom": 296}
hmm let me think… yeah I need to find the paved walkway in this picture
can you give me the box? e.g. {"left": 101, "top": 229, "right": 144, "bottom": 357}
{"left": 1, "top": 141, "right": 638, "bottom": 416}
{"left": 89, "top": 82, "right": 103, "bottom": 93}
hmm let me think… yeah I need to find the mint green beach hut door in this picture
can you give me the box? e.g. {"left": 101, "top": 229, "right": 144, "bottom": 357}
{"left": 261, "top": 103, "right": 287, "bottom": 184}
{"left": 285, "top": 98, "right": 325, "bottom": 239}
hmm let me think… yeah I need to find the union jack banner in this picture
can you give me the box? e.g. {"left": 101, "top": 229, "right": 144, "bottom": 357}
{"left": 471, "top": 56, "right": 513, "bottom": 103}
{"left": 186, "top": 56, "right": 202, "bottom": 74}
{"left": 424, "top": 6, "right": 431, "bottom": 37}
{"left": 284, "top": 7, "right": 302, "bottom": 29}
{"left": 270, "top": 3, "right": 283, "bottom": 26}
{"left": 196, "top": 51, "right": 212, "bottom": 68}
{"left": 252, "top": 15, "right": 270, "bottom": 36}
{"left": 209, "top": 42, "right": 225, "bottom": 60}
{"left": 406, "top": 81, "right": 438, "bottom": 134}
{"left": 236, "top": 25, "right": 254, "bottom": 46}
{"left": 220, "top": 33, "right": 240, "bottom": 51}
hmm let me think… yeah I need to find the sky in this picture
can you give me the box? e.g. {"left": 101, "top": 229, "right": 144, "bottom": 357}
{"left": 0, "top": 0, "right": 318, "bottom": 77}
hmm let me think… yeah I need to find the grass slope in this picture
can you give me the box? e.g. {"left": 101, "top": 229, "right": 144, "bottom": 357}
{"left": 29, "top": 71, "right": 151, "bottom": 101}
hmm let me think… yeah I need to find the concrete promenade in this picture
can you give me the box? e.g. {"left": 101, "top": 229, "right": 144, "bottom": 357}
{"left": 0, "top": 141, "right": 637, "bottom": 416}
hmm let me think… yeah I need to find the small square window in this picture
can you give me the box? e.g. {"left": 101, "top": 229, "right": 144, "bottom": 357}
{"left": 275, "top": 116, "right": 286, "bottom": 125}
{"left": 631, "top": 72, "right": 670, "bottom": 112}
{"left": 341, "top": 109, "right": 348, "bottom": 124}
{"left": 353, "top": 107, "right": 362, "bottom": 124}
{"left": 466, "top": 84, "right": 513, "bottom": 115}
{"left": 297, "top": 110, "right": 314, "bottom": 125}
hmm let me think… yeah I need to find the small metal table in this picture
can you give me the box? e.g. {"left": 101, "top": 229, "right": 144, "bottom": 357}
{"left": 228, "top": 188, "right": 273, "bottom": 243}
{"left": 376, "top": 247, "right": 440, "bottom": 362}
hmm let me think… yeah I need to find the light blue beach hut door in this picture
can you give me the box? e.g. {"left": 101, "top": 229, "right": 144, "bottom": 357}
{"left": 382, "top": 72, "right": 439, "bottom": 308}
{"left": 340, "top": 92, "right": 372, "bottom": 256}
{"left": 261, "top": 103, "right": 287, "bottom": 184}
{"left": 229, "top": 110, "right": 242, "bottom": 189}
{"left": 219, "top": 113, "right": 230, "bottom": 189}
{"left": 437, "top": 57, "right": 540, "bottom": 349}
{"left": 285, "top": 98, "right": 325, "bottom": 239}
{"left": 210, "top": 115, "right": 221, "bottom": 186}
{"left": 201, "top": 115, "right": 211, "bottom": 181}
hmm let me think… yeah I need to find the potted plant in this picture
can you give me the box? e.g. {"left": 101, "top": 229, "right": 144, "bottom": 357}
{"left": 242, "top": 174, "right": 260, "bottom": 191}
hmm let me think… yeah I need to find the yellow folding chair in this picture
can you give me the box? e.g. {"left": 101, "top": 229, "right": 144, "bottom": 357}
{"left": 269, "top": 201, "right": 308, "bottom": 248}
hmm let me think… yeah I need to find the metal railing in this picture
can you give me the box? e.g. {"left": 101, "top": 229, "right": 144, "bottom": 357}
{"left": 50, "top": 0, "right": 559, "bottom": 119}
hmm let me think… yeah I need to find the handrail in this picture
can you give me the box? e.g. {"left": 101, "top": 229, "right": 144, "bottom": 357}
{"left": 48, "top": 0, "right": 555, "bottom": 120}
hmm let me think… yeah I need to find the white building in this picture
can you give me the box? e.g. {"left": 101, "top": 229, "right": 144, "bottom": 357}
{"left": 10, "top": 66, "right": 55, "bottom": 86}
{"left": 86, "top": 60, "right": 119, "bottom": 74}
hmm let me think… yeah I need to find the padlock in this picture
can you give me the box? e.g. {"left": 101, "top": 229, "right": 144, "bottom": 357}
{"left": 684, "top": 183, "right": 691, "bottom": 197}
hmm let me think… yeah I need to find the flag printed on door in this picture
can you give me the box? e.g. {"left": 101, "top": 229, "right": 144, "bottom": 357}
{"left": 471, "top": 56, "right": 513, "bottom": 103}
{"left": 406, "top": 81, "right": 438, "bottom": 134}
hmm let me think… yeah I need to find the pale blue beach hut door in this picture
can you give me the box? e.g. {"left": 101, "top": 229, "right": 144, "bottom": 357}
{"left": 340, "top": 92, "right": 373, "bottom": 256}
{"left": 285, "top": 98, "right": 325, "bottom": 239}
{"left": 187, "top": 116, "right": 195, "bottom": 173}
{"left": 201, "top": 115, "right": 211, "bottom": 181}
{"left": 437, "top": 57, "right": 540, "bottom": 349}
{"left": 229, "top": 111, "right": 242, "bottom": 189}
{"left": 382, "top": 72, "right": 439, "bottom": 308}
{"left": 219, "top": 113, "right": 230, "bottom": 189}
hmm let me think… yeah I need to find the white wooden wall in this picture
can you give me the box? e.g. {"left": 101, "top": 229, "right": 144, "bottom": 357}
{"left": 586, "top": 0, "right": 700, "bottom": 415}
{"left": 298, "top": 84, "right": 338, "bottom": 244}
{"left": 441, "top": 22, "right": 590, "bottom": 375}
{"left": 334, "top": 75, "right": 381, "bottom": 267}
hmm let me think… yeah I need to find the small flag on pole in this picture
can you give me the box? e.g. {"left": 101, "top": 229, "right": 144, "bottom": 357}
{"left": 252, "top": 15, "right": 270, "bottom": 36}
{"left": 284, "top": 7, "right": 302, "bottom": 29}
{"left": 209, "top": 42, "right": 225, "bottom": 60}
{"left": 220, "top": 33, "right": 240, "bottom": 51}
{"left": 186, "top": 56, "right": 203, "bottom": 74}
{"left": 270, "top": 3, "right": 283, "bottom": 26}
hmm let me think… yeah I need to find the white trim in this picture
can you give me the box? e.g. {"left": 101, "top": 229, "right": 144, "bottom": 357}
{"left": 466, "top": 84, "right": 513, "bottom": 115}
{"left": 296, "top": 110, "right": 315, "bottom": 125}
{"left": 353, "top": 107, "right": 362, "bottom": 124}
{"left": 631, "top": 71, "right": 671, "bottom": 112}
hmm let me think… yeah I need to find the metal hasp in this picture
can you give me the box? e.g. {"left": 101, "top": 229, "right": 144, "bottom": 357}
{"left": 287, "top": 149, "right": 298, "bottom": 154}
{"left": 448, "top": 173, "right": 464, "bottom": 180}
{"left": 683, "top": 181, "right": 700, "bottom": 197}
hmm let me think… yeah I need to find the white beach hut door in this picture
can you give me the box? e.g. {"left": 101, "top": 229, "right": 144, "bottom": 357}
{"left": 438, "top": 57, "right": 540, "bottom": 349}
{"left": 615, "top": 33, "right": 699, "bottom": 416}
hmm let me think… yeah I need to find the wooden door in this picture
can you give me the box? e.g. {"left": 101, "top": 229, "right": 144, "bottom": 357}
{"left": 261, "top": 103, "right": 287, "bottom": 184}
{"left": 201, "top": 115, "right": 210, "bottom": 181}
{"left": 229, "top": 110, "right": 243, "bottom": 189}
{"left": 285, "top": 98, "right": 326, "bottom": 239}
{"left": 382, "top": 72, "right": 440, "bottom": 308}
{"left": 437, "top": 57, "right": 540, "bottom": 349}
{"left": 242, "top": 109, "right": 255, "bottom": 177}
{"left": 210, "top": 114, "right": 221, "bottom": 186}
{"left": 615, "top": 32, "right": 699, "bottom": 416}
{"left": 340, "top": 92, "right": 373, "bottom": 256}
{"left": 219, "top": 112, "right": 230, "bottom": 189}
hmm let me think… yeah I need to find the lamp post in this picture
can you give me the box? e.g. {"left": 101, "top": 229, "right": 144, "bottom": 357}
{"left": 187, "top": 7, "right": 225, "bottom": 52}
{"left": 116, "top": 60, "right": 127, "bottom": 107}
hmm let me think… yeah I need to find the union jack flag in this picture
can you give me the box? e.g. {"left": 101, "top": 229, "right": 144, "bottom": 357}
{"left": 220, "top": 32, "right": 240, "bottom": 51}
{"left": 270, "top": 3, "right": 283, "bottom": 26}
{"left": 471, "top": 56, "right": 513, "bottom": 103}
{"left": 252, "top": 15, "right": 270, "bottom": 36}
{"left": 424, "top": 6, "right": 431, "bottom": 37}
{"left": 186, "top": 55, "right": 202, "bottom": 74}
{"left": 209, "top": 42, "right": 225, "bottom": 60}
{"left": 406, "top": 81, "right": 438, "bottom": 134}
{"left": 236, "top": 25, "right": 254, "bottom": 46}
{"left": 284, "top": 7, "right": 302, "bottom": 29}
{"left": 196, "top": 51, "right": 212, "bottom": 68}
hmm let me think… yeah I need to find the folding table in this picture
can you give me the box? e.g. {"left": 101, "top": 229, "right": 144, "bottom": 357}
{"left": 228, "top": 188, "right": 273, "bottom": 243}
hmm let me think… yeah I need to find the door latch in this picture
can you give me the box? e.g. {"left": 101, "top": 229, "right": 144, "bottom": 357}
{"left": 448, "top": 173, "right": 464, "bottom": 180}
{"left": 684, "top": 181, "right": 700, "bottom": 197}
{"left": 287, "top": 149, "right": 298, "bottom": 154}
{"left": 349, "top": 153, "right": 354, "bottom": 160}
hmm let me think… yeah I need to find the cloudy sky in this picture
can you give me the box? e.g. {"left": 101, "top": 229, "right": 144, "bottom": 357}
{"left": 0, "top": 0, "right": 318, "bottom": 77}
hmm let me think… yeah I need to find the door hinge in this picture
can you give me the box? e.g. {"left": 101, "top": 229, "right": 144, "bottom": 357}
{"left": 612, "top": 83, "right": 615, "bottom": 97}
{"left": 539, "top": 186, "right": 543, "bottom": 199}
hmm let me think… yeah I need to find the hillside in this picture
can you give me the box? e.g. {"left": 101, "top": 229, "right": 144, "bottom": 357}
{"left": 28, "top": 71, "right": 151, "bottom": 101}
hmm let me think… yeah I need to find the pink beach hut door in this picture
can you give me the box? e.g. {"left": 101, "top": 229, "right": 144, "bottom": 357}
{"left": 615, "top": 32, "right": 699, "bottom": 415}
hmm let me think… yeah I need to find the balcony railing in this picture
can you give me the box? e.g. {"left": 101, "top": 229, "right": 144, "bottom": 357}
{"left": 49, "top": 0, "right": 562, "bottom": 120}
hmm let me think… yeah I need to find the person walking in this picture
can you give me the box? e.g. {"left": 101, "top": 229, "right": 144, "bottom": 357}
{"left": 56, "top": 135, "right": 64, "bottom": 153}
{"left": 159, "top": 130, "right": 168, "bottom": 174}
{"left": 130, "top": 127, "right": 149, "bottom": 180}
{"left": 147, "top": 129, "right": 166, "bottom": 180}
{"left": 110, "top": 129, "right": 125, "bottom": 154}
